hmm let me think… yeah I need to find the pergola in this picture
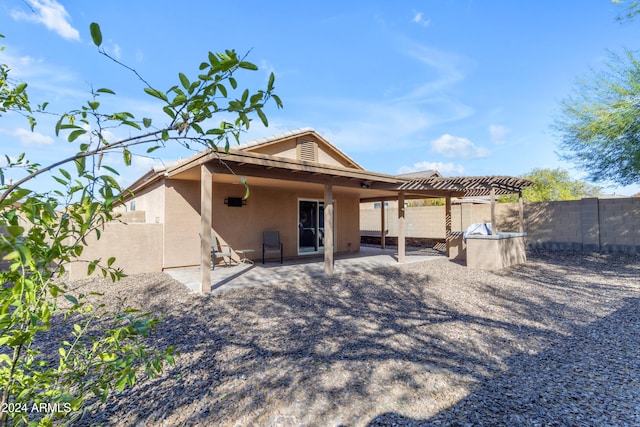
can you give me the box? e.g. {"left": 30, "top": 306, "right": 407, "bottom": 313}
{"left": 365, "top": 175, "right": 534, "bottom": 262}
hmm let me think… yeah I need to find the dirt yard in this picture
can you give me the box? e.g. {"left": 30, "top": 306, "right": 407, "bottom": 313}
{"left": 62, "top": 251, "right": 640, "bottom": 426}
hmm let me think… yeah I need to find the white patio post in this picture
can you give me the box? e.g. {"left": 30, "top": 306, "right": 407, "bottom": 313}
{"left": 490, "top": 187, "right": 497, "bottom": 235}
{"left": 200, "top": 163, "right": 214, "bottom": 292}
{"left": 398, "top": 191, "right": 406, "bottom": 263}
{"left": 445, "top": 195, "right": 452, "bottom": 258}
{"left": 324, "top": 183, "right": 334, "bottom": 275}
{"left": 380, "top": 199, "right": 386, "bottom": 249}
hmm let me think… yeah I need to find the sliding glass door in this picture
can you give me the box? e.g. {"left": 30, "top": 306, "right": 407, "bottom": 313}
{"left": 298, "top": 199, "right": 330, "bottom": 254}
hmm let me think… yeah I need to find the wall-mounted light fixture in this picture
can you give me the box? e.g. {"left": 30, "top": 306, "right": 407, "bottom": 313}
{"left": 224, "top": 197, "right": 246, "bottom": 207}
{"left": 360, "top": 182, "right": 370, "bottom": 189}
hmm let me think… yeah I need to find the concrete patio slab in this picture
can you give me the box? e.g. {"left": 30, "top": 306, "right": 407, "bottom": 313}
{"left": 164, "top": 245, "right": 443, "bottom": 294}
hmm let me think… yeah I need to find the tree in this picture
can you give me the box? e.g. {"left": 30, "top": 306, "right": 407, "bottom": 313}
{"left": 0, "top": 23, "right": 281, "bottom": 426}
{"left": 554, "top": 2, "right": 640, "bottom": 186}
{"left": 613, "top": 0, "right": 640, "bottom": 21}
{"left": 554, "top": 50, "right": 640, "bottom": 186}
{"left": 500, "top": 168, "right": 602, "bottom": 203}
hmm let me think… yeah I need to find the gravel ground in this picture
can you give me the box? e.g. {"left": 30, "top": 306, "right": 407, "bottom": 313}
{"left": 57, "top": 250, "right": 639, "bottom": 426}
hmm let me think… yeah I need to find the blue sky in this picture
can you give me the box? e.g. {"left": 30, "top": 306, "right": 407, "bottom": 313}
{"left": 1, "top": 0, "right": 640, "bottom": 195}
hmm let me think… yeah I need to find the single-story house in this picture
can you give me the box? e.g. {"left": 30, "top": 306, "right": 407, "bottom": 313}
{"left": 115, "top": 127, "right": 532, "bottom": 291}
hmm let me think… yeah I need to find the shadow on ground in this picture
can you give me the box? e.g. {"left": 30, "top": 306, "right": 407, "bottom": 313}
{"left": 367, "top": 296, "right": 640, "bottom": 426}
{"left": 74, "top": 251, "right": 640, "bottom": 426}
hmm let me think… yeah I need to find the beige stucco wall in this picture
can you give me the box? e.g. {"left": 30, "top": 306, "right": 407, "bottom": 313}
{"left": 162, "top": 179, "right": 362, "bottom": 268}
{"left": 466, "top": 236, "right": 526, "bottom": 270}
{"left": 248, "top": 139, "right": 298, "bottom": 160}
{"left": 116, "top": 179, "right": 166, "bottom": 224}
{"left": 247, "top": 135, "right": 353, "bottom": 168}
{"left": 67, "top": 221, "right": 163, "bottom": 280}
{"left": 163, "top": 180, "right": 202, "bottom": 268}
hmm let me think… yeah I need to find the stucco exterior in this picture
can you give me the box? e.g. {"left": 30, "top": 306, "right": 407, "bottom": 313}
{"left": 118, "top": 129, "right": 369, "bottom": 270}
{"left": 157, "top": 179, "right": 361, "bottom": 268}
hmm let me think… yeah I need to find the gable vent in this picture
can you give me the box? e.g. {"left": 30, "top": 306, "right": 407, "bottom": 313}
{"left": 298, "top": 140, "right": 316, "bottom": 162}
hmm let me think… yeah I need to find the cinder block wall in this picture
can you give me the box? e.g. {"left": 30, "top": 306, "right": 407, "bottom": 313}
{"left": 525, "top": 198, "right": 640, "bottom": 253}
{"left": 360, "top": 203, "right": 521, "bottom": 238}
{"left": 361, "top": 198, "right": 640, "bottom": 254}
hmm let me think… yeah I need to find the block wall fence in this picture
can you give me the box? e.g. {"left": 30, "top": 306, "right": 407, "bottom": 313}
{"left": 360, "top": 197, "right": 640, "bottom": 254}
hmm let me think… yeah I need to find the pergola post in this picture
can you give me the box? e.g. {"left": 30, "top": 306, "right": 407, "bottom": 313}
{"left": 398, "top": 191, "right": 406, "bottom": 263}
{"left": 200, "top": 163, "right": 214, "bottom": 293}
{"left": 445, "top": 195, "right": 452, "bottom": 257}
{"left": 380, "top": 199, "right": 386, "bottom": 249}
{"left": 490, "top": 187, "right": 497, "bottom": 235}
{"left": 518, "top": 190, "right": 524, "bottom": 233}
{"left": 324, "top": 183, "right": 334, "bottom": 275}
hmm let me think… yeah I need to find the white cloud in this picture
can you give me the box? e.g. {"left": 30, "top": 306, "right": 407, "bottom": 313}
{"left": 11, "top": 0, "right": 79, "bottom": 41}
{"left": 489, "top": 124, "right": 509, "bottom": 145}
{"left": 431, "top": 134, "right": 490, "bottom": 159}
{"left": 106, "top": 42, "right": 122, "bottom": 60}
{"left": 12, "top": 128, "right": 55, "bottom": 146}
{"left": 396, "top": 43, "right": 467, "bottom": 104}
{"left": 412, "top": 11, "right": 431, "bottom": 28}
{"left": 398, "top": 161, "right": 465, "bottom": 176}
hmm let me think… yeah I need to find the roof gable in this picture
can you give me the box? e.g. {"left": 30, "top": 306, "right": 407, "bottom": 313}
{"left": 236, "top": 128, "right": 363, "bottom": 170}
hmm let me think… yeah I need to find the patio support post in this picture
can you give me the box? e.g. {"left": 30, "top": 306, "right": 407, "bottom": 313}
{"left": 380, "top": 199, "right": 386, "bottom": 249}
{"left": 518, "top": 190, "right": 524, "bottom": 233}
{"left": 445, "top": 195, "right": 452, "bottom": 257}
{"left": 398, "top": 191, "right": 406, "bottom": 263}
{"left": 324, "top": 183, "right": 334, "bottom": 275}
{"left": 200, "top": 163, "right": 214, "bottom": 293}
{"left": 490, "top": 187, "right": 497, "bottom": 235}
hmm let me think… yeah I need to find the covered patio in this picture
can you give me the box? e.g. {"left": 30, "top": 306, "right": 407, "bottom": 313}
{"left": 118, "top": 129, "right": 533, "bottom": 293}
{"left": 165, "top": 245, "right": 442, "bottom": 294}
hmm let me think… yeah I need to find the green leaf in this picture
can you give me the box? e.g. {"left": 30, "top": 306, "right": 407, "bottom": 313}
{"left": 144, "top": 87, "right": 168, "bottom": 102}
{"left": 64, "top": 294, "right": 78, "bottom": 305}
{"left": 90, "top": 22, "right": 102, "bottom": 47}
{"left": 179, "top": 73, "right": 190, "bottom": 90}
{"left": 250, "top": 93, "right": 263, "bottom": 105}
{"left": 97, "top": 88, "right": 116, "bottom": 94}
{"left": 256, "top": 108, "right": 268, "bottom": 127}
{"left": 162, "top": 129, "right": 169, "bottom": 141}
{"left": 68, "top": 129, "right": 87, "bottom": 142}
{"left": 163, "top": 106, "right": 176, "bottom": 119}
{"left": 146, "top": 146, "right": 161, "bottom": 154}
{"left": 74, "top": 157, "right": 86, "bottom": 175}
{"left": 171, "top": 94, "right": 187, "bottom": 106}
{"left": 238, "top": 61, "right": 258, "bottom": 71}
{"left": 217, "top": 84, "right": 228, "bottom": 98}
{"left": 143, "top": 117, "right": 152, "bottom": 128}
{"left": 241, "top": 177, "right": 250, "bottom": 200}
{"left": 15, "top": 82, "right": 27, "bottom": 94}
{"left": 101, "top": 165, "right": 120, "bottom": 175}
{"left": 268, "top": 72, "right": 275, "bottom": 91}
{"left": 123, "top": 149, "right": 132, "bottom": 166}
{"left": 59, "top": 168, "right": 71, "bottom": 180}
